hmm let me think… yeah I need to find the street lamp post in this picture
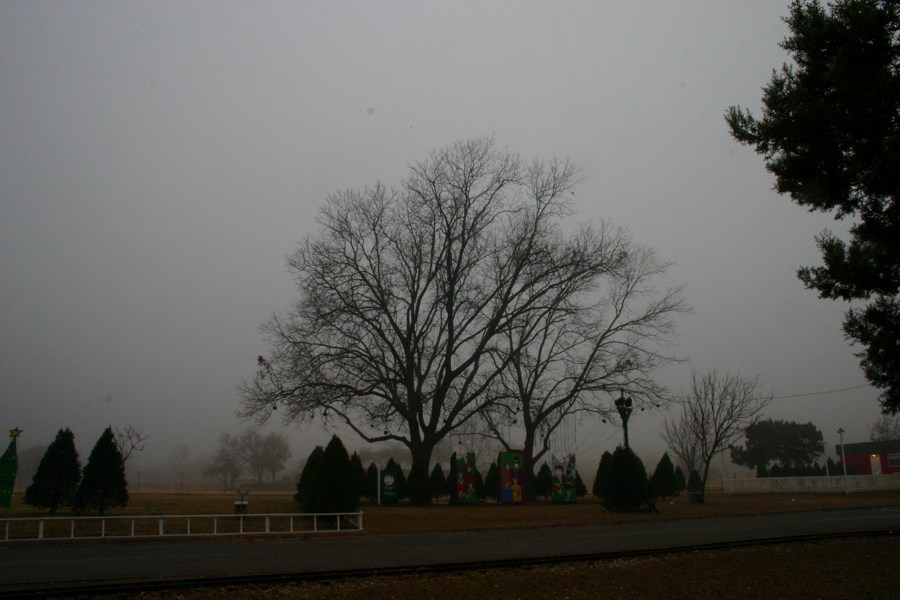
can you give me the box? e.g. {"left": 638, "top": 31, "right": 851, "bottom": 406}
{"left": 615, "top": 389, "right": 633, "bottom": 450}
{"left": 837, "top": 427, "right": 848, "bottom": 494}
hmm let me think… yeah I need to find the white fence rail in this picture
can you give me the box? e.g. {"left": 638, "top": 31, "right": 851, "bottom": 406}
{"left": 0, "top": 511, "right": 363, "bottom": 542}
{"left": 724, "top": 475, "right": 900, "bottom": 494}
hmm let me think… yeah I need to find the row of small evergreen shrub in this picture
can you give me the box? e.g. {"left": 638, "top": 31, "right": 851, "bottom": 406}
{"left": 23, "top": 427, "right": 129, "bottom": 515}
{"left": 296, "top": 435, "right": 701, "bottom": 513}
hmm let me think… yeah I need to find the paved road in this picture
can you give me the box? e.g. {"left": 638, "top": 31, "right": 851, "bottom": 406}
{"left": 1, "top": 506, "right": 898, "bottom": 587}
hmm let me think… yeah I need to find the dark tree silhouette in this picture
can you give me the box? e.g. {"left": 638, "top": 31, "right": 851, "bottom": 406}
{"left": 592, "top": 451, "right": 613, "bottom": 499}
{"left": 242, "top": 138, "right": 686, "bottom": 504}
{"left": 303, "top": 435, "right": 357, "bottom": 513}
{"left": 25, "top": 428, "right": 81, "bottom": 513}
{"left": 295, "top": 445, "right": 324, "bottom": 508}
{"left": 730, "top": 419, "right": 824, "bottom": 472}
{"left": 349, "top": 452, "right": 365, "bottom": 500}
{"left": 363, "top": 462, "right": 379, "bottom": 502}
{"left": 727, "top": 0, "right": 900, "bottom": 412}
{"left": 535, "top": 463, "right": 553, "bottom": 500}
{"left": 484, "top": 462, "right": 500, "bottom": 501}
{"left": 75, "top": 427, "right": 128, "bottom": 515}
{"left": 650, "top": 452, "right": 678, "bottom": 500}
{"left": 429, "top": 463, "right": 446, "bottom": 501}
{"left": 600, "top": 447, "right": 654, "bottom": 513}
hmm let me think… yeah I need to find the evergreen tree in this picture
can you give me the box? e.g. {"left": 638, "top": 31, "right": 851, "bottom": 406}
{"left": 303, "top": 435, "right": 357, "bottom": 513}
{"left": 429, "top": 463, "right": 446, "bottom": 501}
{"left": 727, "top": 0, "right": 900, "bottom": 411}
{"left": 673, "top": 465, "right": 686, "bottom": 493}
{"left": 687, "top": 468, "right": 704, "bottom": 502}
{"left": 574, "top": 470, "right": 587, "bottom": 497}
{"left": 445, "top": 452, "right": 459, "bottom": 505}
{"left": 535, "top": 463, "right": 553, "bottom": 500}
{"left": 363, "top": 462, "right": 379, "bottom": 502}
{"left": 730, "top": 419, "right": 824, "bottom": 472}
{"left": 474, "top": 466, "right": 485, "bottom": 500}
{"left": 484, "top": 462, "right": 500, "bottom": 501}
{"left": 601, "top": 447, "right": 654, "bottom": 513}
{"left": 592, "top": 451, "right": 613, "bottom": 499}
{"left": 25, "top": 428, "right": 81, "bottom": 513}
{"left": 74, "top": 427, "right": 128, "bottom": 515}
{"left": 349, "top": 451, "right": 365, "bottom": 500}
{"left": 650, "top": 453, "right": 678, "bottom": 500}
{"left": 295, "top": 446, "right": 324, "bottom": 507}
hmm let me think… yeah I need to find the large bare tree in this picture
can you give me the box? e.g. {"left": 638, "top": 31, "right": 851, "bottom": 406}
{"left": 662, "top": 369, "right": 771, "bottom": 501}
{"left": 241, "top": 137, "right": 626, "bottom": 503}
{"left": 480, "top": 240, "right": 687, "bottom": 485}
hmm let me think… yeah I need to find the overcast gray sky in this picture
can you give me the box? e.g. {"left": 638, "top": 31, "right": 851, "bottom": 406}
{"left": 0, "top": 1, "right": 882, "bottom": 475}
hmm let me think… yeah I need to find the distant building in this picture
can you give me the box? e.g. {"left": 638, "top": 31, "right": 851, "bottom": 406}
{"left": 835, "top": 440, "right": 900, "bottom": 475}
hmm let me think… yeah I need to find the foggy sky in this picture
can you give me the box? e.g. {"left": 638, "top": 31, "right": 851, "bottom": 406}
{"left": 0, "top": 1, "right": 882, "bottom": 477}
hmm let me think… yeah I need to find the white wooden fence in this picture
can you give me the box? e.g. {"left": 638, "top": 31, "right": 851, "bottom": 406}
{"left": 724, "top": 474, "right": 900, "bottom": 494}
{"left": 0, "top": 511, "right": 363, "bottom": 542}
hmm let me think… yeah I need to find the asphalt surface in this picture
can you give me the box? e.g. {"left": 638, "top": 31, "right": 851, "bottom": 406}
{"left": 1, "top": 505, "right": 898, "bottom": 588}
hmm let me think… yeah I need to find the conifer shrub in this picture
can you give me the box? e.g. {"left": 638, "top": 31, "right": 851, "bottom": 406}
{"left": 650, "top": 453, "right": 678, "bottom": 500}
{"left": 25, "top": 428, "right": 81, "bottom": 513}
{"left": 535, "top": 463, "right": 553, "bottom": 500}
{"left": 429, "top": 463, "right": 446, "bottom": 501}
{"left": 484, "top": 462, "right": 500, "bottom": 501}
{"left": 295, "top": 445, "right": 324, "bottom": 507}
{"left": 600, "top": 447, "right": 655, "bottom": 512}
{"left": 592, "top": 451, "right": 613, "bottom": 499}
{"left": 74, "top": 427, "right": 128, "bottom": 515}
{"left": 302, "top": 435, "right": 357, "bottom": 513}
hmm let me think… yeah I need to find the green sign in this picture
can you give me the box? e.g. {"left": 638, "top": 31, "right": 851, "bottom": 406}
{"left": 380, "top": 465, "right": 399, "bottom": 504}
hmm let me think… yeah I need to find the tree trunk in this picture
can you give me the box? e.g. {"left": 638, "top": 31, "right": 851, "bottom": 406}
{"left": 522, "top": 430, "right": 536, "bottom": 502}
{"left": 408, "top": 442, "right": 436, "bottom": 506}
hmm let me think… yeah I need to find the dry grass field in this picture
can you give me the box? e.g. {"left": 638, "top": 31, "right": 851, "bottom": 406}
{"left": 5, "top": 491, "right": 899, "bottom": 599}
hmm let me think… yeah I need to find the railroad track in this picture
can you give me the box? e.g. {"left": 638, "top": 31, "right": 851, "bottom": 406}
{"left": 2, "top": 530, "right": 895, "bottom": 599}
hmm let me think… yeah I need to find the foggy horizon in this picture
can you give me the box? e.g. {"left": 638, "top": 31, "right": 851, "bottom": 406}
{"left": 1, "top": 1, "right": 885, "bottom": 483}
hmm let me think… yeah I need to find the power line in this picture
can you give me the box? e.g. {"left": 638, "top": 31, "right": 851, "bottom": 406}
{"left": 771, "top": 383, "right": 871, "bottom": 400}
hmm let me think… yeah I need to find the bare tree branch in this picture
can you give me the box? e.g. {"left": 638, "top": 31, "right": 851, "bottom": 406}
{"left": 239, "top": 137, "right": 683, "bottom": 503}
{"left": 662, "top": 369, "right": 772, "bottom": 501}
{"left": 113, "top": 425, "right": 148, "bottom": 464}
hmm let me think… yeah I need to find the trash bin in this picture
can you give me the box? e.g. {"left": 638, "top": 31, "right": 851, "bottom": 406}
{"left": 234, "top": 501, "right": 249, "bottom": 514}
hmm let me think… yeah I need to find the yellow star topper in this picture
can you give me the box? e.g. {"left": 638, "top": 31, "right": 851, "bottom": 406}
{"left": 9, "top": 427, "right": 22, "bottom": 439}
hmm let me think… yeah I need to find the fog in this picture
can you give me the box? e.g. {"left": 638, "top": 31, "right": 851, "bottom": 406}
{"left": 0, "top": 1, "right": 882, "bottom": 484}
